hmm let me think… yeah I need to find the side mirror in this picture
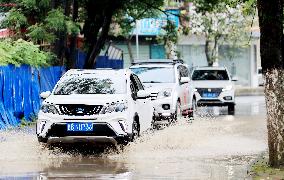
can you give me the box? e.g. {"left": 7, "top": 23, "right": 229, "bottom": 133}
{"left": 232, "top": 76, "right": 238, "bottom": 81}
{"left": 137, "top": 90, "right": 150, "bottom": 99}
{"left": 180, "top": 77, "right": 190, "bottom": 84}
{"left": 40, "top": 91, "right": 51, "bottom": 99}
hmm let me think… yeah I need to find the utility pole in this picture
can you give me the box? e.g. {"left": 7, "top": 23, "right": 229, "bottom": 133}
{"left": 135, "top": 20, "right": 139, "bottom": 60}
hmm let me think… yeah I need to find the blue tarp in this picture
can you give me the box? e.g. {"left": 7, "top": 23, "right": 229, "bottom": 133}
{"left": 0, "top": 65, "right": 65, "bottom": 129}
{"left": 76, "top": 50, "right": 124, "bottom": 69}
{"left": 39, "top": 66, "right": 65, "bottom": 93}
{"left": 95, "top": 57, "right": 123, "bottom": 69}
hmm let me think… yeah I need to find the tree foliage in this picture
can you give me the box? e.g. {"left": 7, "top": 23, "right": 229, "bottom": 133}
{"left": 0, "top": 39, "right": 52, "bottom": 66}
{"left": 81, "top": 0, "right": 164, "bottom": 68}
{"left": 185, "top": 0, "right": 254, "bottom": 65}
{"left": 157, "top": 20, "right": 180, "bottom": 59}
{"left": 1, "top": 0, "right": 79, "bottom": 66}
{"left": 0, "top": 0, "right": 165, "bottom": 68}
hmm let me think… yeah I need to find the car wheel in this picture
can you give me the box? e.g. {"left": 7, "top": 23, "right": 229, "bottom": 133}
{"left": 192, "top": 98, "right": 197, "bottom": 111}
{"left": 188, "top": 109, "right": 194, "bottom": 119}
{"left": 228, "top": 104, "right": 235, "bottom": 115}
{"left": 151, "top": 112, "right": 157, "bottom": 130}
{"left": 150, "top": 119, "right": 156, "bottom": 130}
{"left": 131, "top": 119, "right": 140, "bottom": 141}
{"left": 173, "top": 101, "right": 182, "bottom": 122}
{"left": 37, "top": 136, "right": 48, "bottom": 143}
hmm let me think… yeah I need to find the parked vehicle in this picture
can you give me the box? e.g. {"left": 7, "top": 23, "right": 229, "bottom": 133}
{"left": 190, "top": 66, "right": 236, "bottom": 115}
{"left": 130, "top": 59, "right": 194, "bottom": 127}
{"left": 36, "top": 69, "right": 154, "bottom": 145}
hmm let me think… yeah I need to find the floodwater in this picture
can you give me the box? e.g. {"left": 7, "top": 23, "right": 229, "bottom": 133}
{"left": 0, "top": 96, "right": 267, "bottom": 179}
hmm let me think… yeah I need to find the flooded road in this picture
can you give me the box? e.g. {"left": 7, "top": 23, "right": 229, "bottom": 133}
{"left": 0, "top": 96, "right": 267, "bottom": 179}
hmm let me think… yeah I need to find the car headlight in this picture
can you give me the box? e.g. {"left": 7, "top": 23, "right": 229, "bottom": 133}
{"left": 157, "top": 89, "right": 172, "bottom": 99}
{"left": 100, "top": 102, "right": 128, "bottom": 114}
{"left": 40, "top": 104, "right": 59, "bottom": 114}
{"left": 222, "top": 85, "right": 233, "bottom": 92}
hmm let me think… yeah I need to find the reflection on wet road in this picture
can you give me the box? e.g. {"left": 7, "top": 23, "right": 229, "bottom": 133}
{"left": 0, "top": 96, "right": 267, "bottom": 179}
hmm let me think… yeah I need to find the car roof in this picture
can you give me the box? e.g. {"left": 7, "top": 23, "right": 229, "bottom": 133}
{"left": 130, "top": 63, "right": 176, "bottom": 68}
{"left": 63, "top": 69, "right": 130, "bottom": 78}
{"left": 193, "top": 66, "right": 227, "bottom": 71}
{"left": 130, "top": 59, "right": 184, "bottom": 67}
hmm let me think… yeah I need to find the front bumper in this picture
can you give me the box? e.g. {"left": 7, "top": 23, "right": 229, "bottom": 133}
{"left": 195, "top": 90, "right": 235, "bottom": 107}
{"left": 197, "top": 100, "right": 235, "bottom": 106}
{"left": 36, "top": 112, "right": 130, "bottom": 144}
{"left": 47, "top": 136, "right": 119, "bottom": 144}
{"left": 152, "top": 97, "right": 176, "bottom": 119}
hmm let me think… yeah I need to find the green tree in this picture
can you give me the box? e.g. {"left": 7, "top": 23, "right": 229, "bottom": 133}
{"left": 82, "top": 0, "right": 164, "bottom": 68}
{"left": 1, "top": 0, "right": 79, "bottom": 66}
{"left": 0, "top": 39, "right": 51, "bottom": 66}
{"left": 1, "top": 0, "right": 164, "bottom": 69}
{"left": 185, "top": 0, "right": 254, "bottom": 66}
{"left": 157, "top": 20, "right": 179, "bottom": 59}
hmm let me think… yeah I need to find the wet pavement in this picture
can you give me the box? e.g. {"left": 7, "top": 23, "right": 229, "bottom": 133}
{"left": 0, "top": 96, "right": 267, "bottom": 179}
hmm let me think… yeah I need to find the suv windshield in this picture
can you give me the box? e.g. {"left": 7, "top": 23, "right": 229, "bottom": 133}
{"left": 192, "top": 70, "right": 229, "bottom": 80}
{"left": 54, "top": 75, "right": 126, "bottom": 95}
{"left": 131, "top": 67, "right": 175, "bottom": 83}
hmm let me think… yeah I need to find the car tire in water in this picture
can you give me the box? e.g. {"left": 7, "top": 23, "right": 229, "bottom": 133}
{"left": 173, "top": 101, "right": 182, "bottom": 122}
{"left": 37, "top": 136, "right": 48, "bottom": 143}
{"left": 131, "top": 119, "right": 140, "bottom": 142}
{"left": 192, "top": 98, "right": 197, "bottom": 111}
{"left": 188, "top": 98, "right": 196, "bottom": 119}
{"left": 228, "top": 104, "right": 235, "bottom": 115}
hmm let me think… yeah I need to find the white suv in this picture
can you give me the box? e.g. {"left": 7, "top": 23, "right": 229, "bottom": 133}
{"left": 190, "top": 66, "right": 236, "bottom": 114}
{"left": 130, "top": 59, "right": 194, "bottom": 126}
{"left": 36, "top": 69, "right": 154, "bottom": 145}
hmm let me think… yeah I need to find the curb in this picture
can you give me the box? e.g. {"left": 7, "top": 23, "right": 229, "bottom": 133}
{"left": 235, "top": 87, "right": 264, "bottom": 96}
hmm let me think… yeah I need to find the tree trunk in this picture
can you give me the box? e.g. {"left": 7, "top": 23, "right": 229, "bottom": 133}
{"left": 126, "top": 35, "right": 134, "bottom": 63}
{"left": 83, "top": 0, "right": 123, "bottom": 69}
{"left": 67, "top": 0, "right": 78, "bottom": 70}
{"left": 84, "top": 10, "right": 113, "bottom": 69}
{"left": 205, "top": 39, "right": 213, "bottom": 66}
{"left": 82, "top": 1, "right": 109, "bottom": 69}
{"left": 257, "top": 0, "right": 284, "bottom": 167}
{"left": 51, "top": 0, "right": 71, "bottom": 65}
{"left": 205, "top": 34, "right": 220, "bottom": 67}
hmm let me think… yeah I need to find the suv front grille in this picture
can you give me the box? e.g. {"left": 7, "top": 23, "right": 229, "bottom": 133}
{"left": 196, "top": 88, "right": 222, "bottom": 97}
{"left": 58, "top": 104, "right": 103, "bottom": 116}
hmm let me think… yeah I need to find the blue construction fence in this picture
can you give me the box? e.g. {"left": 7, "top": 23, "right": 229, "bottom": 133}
{"left": 0, "top": 65, "right": 65, "bottom": 129}
{"left": 76, "top": 51, "right": 123, "bottom": 69}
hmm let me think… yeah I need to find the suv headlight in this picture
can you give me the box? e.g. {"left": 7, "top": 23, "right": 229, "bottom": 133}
{"left": 100, "top": 102, "right": 128, "bottom": 114}
{"left": 222, "top": 85, "right": 233, "bottom": 92}
{"left": 40, "top": 104, "right": 59, "bottom": 114}
{"left": 157, "top": 89, "right": 172, "bottom": 99}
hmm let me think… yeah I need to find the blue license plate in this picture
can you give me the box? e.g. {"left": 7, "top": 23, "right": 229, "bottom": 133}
{"left": 67, "top": 122, "right": 93, "bottom": 132}
{"left": 203, "top": 93, "right": 217, "bottom": 98}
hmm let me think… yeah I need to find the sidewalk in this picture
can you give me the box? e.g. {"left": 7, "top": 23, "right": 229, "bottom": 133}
{"left": 235, "top": 86, "right": 264, "bottom": 96}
